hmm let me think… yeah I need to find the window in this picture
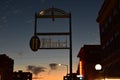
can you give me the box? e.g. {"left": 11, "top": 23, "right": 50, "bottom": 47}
{"left": 106, "top": 41, "right": 109, "bottom": 47}
{"left": 102, "top": 45, "right": 105, "bottom": 50}
{"left": 27, "top": 74, "right": 30, "bottom": 77}
{"left": 115, "top": 32, "right": 119, "bottom": 37}
{"left": 109, "top": 15, "right": 112, "bottom": 23}
{"left": 105, "top": 22, "right": 108, "bottom": 28}
{"left": 0, "top": 75, "right": 1, "bottom": 80}
{"left": 110, "top": 37, "right": 113, "bottom": 43}
{"left": 119, "top": 1, "right": 120, "bottom": 9}
{"left": 100, "top": 24, "right": 105, "bottom": 33}
{"left": 114, "top": 32, "right": 120, "bottom": 49}
{"left": 17, "top": 74, "right": 20, "bottom": 78}
{"left": 113, "top": 9, "right": 117, "bottom": 16}
{"left": 101, "top": 27, "right": 104, "bottom": 33}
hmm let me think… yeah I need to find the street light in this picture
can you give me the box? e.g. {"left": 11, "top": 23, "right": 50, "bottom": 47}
{"left": 95, "top": 64, "right": 105, "bottom": 80}
{"left": 58, "top": 64, "right": 68, "bottom": 75}
{"left": 95, "top": 64, "right": 102, "bottom": 70}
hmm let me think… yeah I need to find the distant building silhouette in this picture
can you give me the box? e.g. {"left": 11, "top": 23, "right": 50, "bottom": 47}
{"left": 13, "top": 70, "right": 32, "bottom": 80}
{"left": 63, "top": 73, "right": 79, "bottom": 80}
{"left": 0, "top": 54, "right": 14, "bottom": 80}
{"left": 97, "top": 0, "right": 120, "bottom": 79}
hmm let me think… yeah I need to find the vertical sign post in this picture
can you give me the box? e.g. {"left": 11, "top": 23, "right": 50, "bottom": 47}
{"left": 30, "top": 7, "right": 72, "bottom": 80}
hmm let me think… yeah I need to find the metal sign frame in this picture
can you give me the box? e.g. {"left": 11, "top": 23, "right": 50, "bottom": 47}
{"left": 30, "top": 7, "right": 72, "bottom": 80}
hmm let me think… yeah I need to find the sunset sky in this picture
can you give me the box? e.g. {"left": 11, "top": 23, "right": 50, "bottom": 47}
{"left": 0, "top": 0, "right": 103, "bottom": 80}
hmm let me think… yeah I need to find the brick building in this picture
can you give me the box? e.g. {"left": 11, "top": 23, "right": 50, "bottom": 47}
{"left": 0, "top": 54, "right": 14, "bottom": 80}
{"left": 77, "top": 0, "right": 120, "bottom": 79}
{"left": 77, "top": 45, "right": 101, "bottom": 80}
{"left": 97, "top": 0, "right": 120, "bottom": 79}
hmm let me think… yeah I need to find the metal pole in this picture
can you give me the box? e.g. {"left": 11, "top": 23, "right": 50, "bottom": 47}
{"left": 59, "top": 64, "right": 68, "bottom": 75}
{"left": 104, "top": 69, "right": 105, "bottom": 80}
{"left": 69, "top": 13, "right": 72, "bottom": 80}
{"left": 66, "top": 65, "right": 68, "bottom": 75}
{"left": 34, "top": 13, "right": 37, "bottom": 36}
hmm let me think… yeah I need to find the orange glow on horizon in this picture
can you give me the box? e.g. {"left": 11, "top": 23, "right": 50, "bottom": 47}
{"left": 31, "top": 70, "right": 67, "bottom": 80}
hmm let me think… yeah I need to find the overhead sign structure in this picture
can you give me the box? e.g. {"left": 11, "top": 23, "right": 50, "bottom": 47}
{"left": 29, "top": 7, "right": 72, "bottom": 80}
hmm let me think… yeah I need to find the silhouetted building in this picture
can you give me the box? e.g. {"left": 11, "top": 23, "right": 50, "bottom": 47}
{"left": 77, "top": 45, "right": 101, "bottom": 80}
{"left": 13, "top": 70, "right": 32, "bottom": 80}
{"left": 97, "top": 0, "right": 120, "bottom": 79}
{"left": 0, "top": 54, "right": 14, "bottom": 80}
{"left": 77, "top": 0, "right": 120, "bottom": 79}
{"left": 63, "top": 73, "right": 79, "bottom": 80}
{"left": 77, "top": 0, "right": 120, "bottom": 80}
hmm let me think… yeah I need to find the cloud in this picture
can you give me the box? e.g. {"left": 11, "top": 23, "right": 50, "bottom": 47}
{"left": 1, "top": 16, "right": 7, "bottom": 20}
{"left": 49, "top": 63, "right": 58, "bottom": 70}
{"left": 12, "top": 9, "right": 20, "bottom": 14}
{"left": 0, "top": 25, "right": 3, "bottom": 29}
{"left": 26, "top": 65, "right": 46, "bottom": 75}
{"left": 26, "top": 19, "right": 34, "bottom": 24}
{"left": 1, "top": 16, "right": 7, "bottom": 23}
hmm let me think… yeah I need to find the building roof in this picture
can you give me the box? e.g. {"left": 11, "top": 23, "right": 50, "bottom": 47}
{"left": 77, "top": 45, "right": 102, "bottom": 63}
{"left": 0, "top": 54, "right": 14, "bottom": 62}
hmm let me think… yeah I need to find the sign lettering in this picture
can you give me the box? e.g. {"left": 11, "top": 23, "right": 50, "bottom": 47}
{"left": 40, "top": 38, "right": 68, "bottom": 48}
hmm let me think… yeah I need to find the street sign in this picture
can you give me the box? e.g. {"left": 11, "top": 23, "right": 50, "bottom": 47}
{"left": 30, "top": 36, "right": 40, "bottom": 51}
{"left": 30, "top": 7, "right": 73, "bottom": 80}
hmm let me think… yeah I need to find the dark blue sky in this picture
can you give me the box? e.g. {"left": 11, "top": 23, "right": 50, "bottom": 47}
{"left": 0, "top": 0, "right": 104, "bottom": 79}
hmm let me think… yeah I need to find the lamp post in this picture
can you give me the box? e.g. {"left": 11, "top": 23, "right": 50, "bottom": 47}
{"left": 58, "top": 64, "right": 68, "bottom": 75}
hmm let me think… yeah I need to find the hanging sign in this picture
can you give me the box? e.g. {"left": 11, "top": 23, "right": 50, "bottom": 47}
{"left": 30, "top": 36, "right": 40, "bottom": 51}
